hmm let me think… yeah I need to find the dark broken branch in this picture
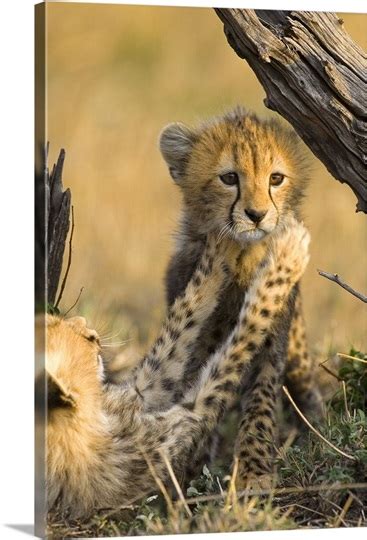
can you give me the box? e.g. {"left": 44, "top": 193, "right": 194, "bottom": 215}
{"left": 35, "top": 146, "right": 72, "bottom": 310}
{"left": 46, "top": 149, "right": 71, "bottom": 305}
{"left": 317, "top": 269, "right": 367, "bottom": 303}
{"left": 215, "top": 9, "right": 367, "bottom": 212}
{"left": 55, "top": 205, "right": 75, "bottom": 309}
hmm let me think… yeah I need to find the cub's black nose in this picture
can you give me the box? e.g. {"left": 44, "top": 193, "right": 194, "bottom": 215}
{"left": 245, "top": 208, "right": 268, "bottom": 224}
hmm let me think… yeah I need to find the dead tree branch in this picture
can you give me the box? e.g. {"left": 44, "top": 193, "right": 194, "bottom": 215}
{"left": 214, "top": 9, "right": 367, "bottom": 212}
{"left": 55, "top": 205, "right": 74, "bottom": 309}
{"left": 35, "top": 146, "right": 71, "bottom": 310}
{"left": 317, "top": 269, "right": 367, "bottom": 303}
{"left": 46, "top": 149, "right": 71, "bottom": 306}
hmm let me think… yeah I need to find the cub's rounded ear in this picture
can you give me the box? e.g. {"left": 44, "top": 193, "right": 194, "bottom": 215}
{"left": 46, "top": 372, "right": 76, "bottom": 410}
{"left": 159, "top": 122, "right": 196, "bottom": 184}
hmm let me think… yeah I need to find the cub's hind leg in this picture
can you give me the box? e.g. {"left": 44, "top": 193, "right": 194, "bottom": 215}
{"left": 285, "top": 291, "right": 324, "bottom": 423}
{"left": 234, "top": 292, "right": 295, "bottom": 490}
{"left": 235, "top": 289, "right": 323, "bottom": 489}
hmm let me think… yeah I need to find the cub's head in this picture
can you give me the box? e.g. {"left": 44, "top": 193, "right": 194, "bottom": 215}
{"left": 41, "top": 315, "right": 108, "bottom": 514}
{"left": 160, "top": 107, "right": 309, "bottom": 244}
{"left": 45, "top": 315, "right": 104, "bottom": 417}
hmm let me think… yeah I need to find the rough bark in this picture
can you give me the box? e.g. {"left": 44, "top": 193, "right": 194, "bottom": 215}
{"left": 215, "top": 9, "right": 367, "bottom": 212}
{"left": 35, "top": 146, "right": 71, "bottom": 309}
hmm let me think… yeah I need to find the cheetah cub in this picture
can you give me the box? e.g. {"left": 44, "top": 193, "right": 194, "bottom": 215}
{"left": 41, "top": 221, "right": 309, "bottom": 518}
{"left": 159, "top": 107, "right": 323, "bottom": 485}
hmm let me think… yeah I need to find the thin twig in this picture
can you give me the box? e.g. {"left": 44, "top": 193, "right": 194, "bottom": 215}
{"left": 225, "top": 456, "right": 239, "bottom": 511}
{"left": 140, "top": 448, "right": 175, "bottom": 514}
{"left": 317, "top": 269, "right": 367, "bottom": 303}
{"left": 55, "top": 205, "right": 75, "bottom": 309}
{"left": 279, "top": 428, "right": 298, "bottom": 456}
{"left": 63, "top": 287, "right": 84, "bottom": 317}
{"left": 333, "top": 493, "right": 354, "bottom": 527}
{"left": 183, "top": 481, "right": 367, "bottom": 506}
{"left": 347, "top": 490, "right": 365, "bottom": 509}
{"left": 338, "top": 352, "right": 367, "bottom": 364}
{"left": 283, "top": 502, "right": 327, "bottom": 520}
{"left": 84, "top": 501, "right": 142, "bottom": 526}
{"left": 217, "top": 476, "right": 225, "bottom": 498}
{"left": 159, "top": 450, "right": 192, "bottom": 517}
{"left": 342, "top": 380, "right": 351, "bottom": 420}
{"left": 282, "top": 386, "right": 356, "bottom": 461}
{"left": 319, "top": 358, "right": 342, "bottom": 381}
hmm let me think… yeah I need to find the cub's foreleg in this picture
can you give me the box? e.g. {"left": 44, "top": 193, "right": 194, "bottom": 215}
{"left": 121, "top": 221, "right": 310, "bottom": 499}
{"left": 132, "top": 236, "right": 228, "bottom": 411}
{"left": 180, "top": 221, "right": 310, "bottom": 466}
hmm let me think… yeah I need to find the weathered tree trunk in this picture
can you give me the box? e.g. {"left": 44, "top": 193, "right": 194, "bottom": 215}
{"left": 215, "top": 9, "right": 367, "bottom": 212}
{"left": 35, "top": 146, "right": 71, "bottom": 310}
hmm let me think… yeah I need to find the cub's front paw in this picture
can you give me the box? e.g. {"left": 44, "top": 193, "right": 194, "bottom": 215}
{"left": 270, "top": 218, "right": 310, "bottom": 284}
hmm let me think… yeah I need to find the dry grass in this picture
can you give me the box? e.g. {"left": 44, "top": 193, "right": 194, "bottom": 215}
{"left": 46, "top": 350, "right": 367, "bottom": 537}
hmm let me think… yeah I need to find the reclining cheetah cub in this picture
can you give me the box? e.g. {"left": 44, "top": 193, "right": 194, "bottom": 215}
{"left": 43, "top": 220, "right": 309, "bottom": 517}
{"left": 159, "top": 107, "right": 323, "bottom": 485}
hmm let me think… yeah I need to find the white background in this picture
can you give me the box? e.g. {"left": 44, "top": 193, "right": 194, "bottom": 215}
{"left": 0, "top": 0, "right": 365, "bottom": 538}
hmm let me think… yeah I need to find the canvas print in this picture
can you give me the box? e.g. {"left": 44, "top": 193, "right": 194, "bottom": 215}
{"left": 35, "top": 2, "right": 367, "bottom": 538}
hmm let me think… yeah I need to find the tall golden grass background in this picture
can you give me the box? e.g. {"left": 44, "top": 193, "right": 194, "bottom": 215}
{"left": 47, "top": 3, "right": 367, "bottom": 356}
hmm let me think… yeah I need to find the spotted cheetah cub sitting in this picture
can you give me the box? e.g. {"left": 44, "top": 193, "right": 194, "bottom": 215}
{"left": 42, "top": 220, "right": 309, "bottom": 518}
{"left": 159, "top": 107, "right": 323, "bottom": 486}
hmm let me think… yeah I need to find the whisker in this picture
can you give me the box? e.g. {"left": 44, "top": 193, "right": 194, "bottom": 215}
{"left": 216, "top": 224, "right": 226, "bottom": 243}
{"left": 217, "top": 221, "right": 232, "bottom": 243}
{"left": 101, "top": 341, "right": 131, "bottom": 348}
{"left": 99, "top": 329, "right": 125, "bottom": 341}
{"left": 100, "top": 336, "right": 132, "bottom": 345}
{"left": 94, "top": 320, "right": 110, "bottom": 336}
{"left": 228, "top": 223, "right": 238, "bottom": 238}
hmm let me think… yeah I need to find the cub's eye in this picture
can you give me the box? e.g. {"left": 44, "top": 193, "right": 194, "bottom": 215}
{"left": 86, "top": 333, "right": 100, "bottom": 347}
{"left": 270, "top": 173, "right": 285, "bottom": 187}
{"left": 219, "top": 172, "right": 239, "bottom": 186}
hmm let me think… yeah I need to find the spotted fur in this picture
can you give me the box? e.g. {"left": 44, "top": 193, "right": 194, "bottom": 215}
{"left": 160, "top": 107, "right": 323, "bottom": 482}
{"left": 42, "top": 221, "right": 309, "bottom": 517}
